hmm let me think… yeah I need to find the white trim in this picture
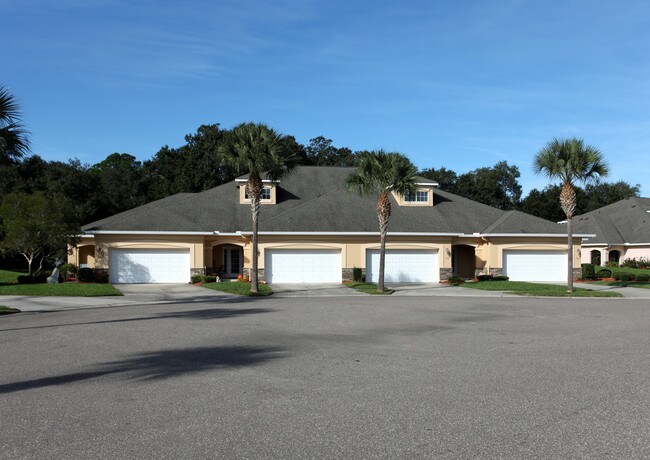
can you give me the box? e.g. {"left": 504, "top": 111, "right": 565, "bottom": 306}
{"left": 84, "top": 230, "right": 214, "bottom": 235}
{"left": 240, "top": 231, "right": 463, "bottom": 236}
{"left": 581, "top": 242, "right": 650, "bottom": 247}
{"left": 476, "top": 233, "right": 596, "bottom": 238}
{"left": 416, "top": 182, "right": 438, "bottom": 186}
{"left": 235, "top": 178, "right": 279, "bottom": 183}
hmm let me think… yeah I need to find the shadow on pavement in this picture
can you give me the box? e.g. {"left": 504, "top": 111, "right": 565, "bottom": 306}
{"left": 0, "top": 345, "right": 287, "bottom": 394}
{"left": 0, "top": 306, "right": 274, "bottom": 332}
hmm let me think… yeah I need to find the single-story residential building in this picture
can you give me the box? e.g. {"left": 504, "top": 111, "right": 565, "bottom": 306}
{"left": 70, "top": 166, "right": 588, "bottom": 284}
{"left": 574, "top": 196, "right": 650, "bottom": 265}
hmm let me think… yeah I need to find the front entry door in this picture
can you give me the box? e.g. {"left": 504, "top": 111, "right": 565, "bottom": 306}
{"left": 223, "top": 247, "right": 243, "bottom": 278}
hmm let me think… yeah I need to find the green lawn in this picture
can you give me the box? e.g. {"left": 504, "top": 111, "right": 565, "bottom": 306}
{"left": 344, "top": 281, "right": 394, "bottom": 295}
{"left": 0, "top": 283, "right": 122, "bottom": 296}
{"left": 461, "top": 280, "right": 622, "bottom": 297}
{"left": 590, "top": 281, "right": 650, "bottom": 289}
{"left": 0, "top": 305, "right": 21, "bottom": 315}
{"left": 0, "top": 269, "right": 23, "bottom": 284}
{"left": 0, "top": 268, "right": 122, "bottom": 296}
{"left": 202, "top": 281, "right": 273, "bottom": 296}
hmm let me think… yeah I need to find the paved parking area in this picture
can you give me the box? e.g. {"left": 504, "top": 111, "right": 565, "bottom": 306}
{"left": 1, "top": 295, "right": 648, "bottom": 458}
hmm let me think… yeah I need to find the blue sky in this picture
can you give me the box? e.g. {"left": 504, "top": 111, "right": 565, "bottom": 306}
{"left": 3, "top": 0, "right": 649, "bottom": 194}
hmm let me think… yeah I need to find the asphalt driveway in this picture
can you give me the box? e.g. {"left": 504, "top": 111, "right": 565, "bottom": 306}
{"left": 1, "top": 296, "right": 648, "bottom": 458}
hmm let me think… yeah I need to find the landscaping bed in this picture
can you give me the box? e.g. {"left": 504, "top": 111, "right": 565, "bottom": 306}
{"left": 0, "top": 306, "right": 21, "bottom": 315}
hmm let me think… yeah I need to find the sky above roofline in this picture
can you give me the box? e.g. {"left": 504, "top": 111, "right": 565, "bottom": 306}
{"left": 3, "top": 0, "right": 649, "bottom": 194}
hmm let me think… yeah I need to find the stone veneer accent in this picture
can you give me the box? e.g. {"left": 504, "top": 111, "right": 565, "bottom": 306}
{"left": 439, "top": 268, "right": 452, "bottom": 281}
{"left": 243, "top": 268, "right": 265, "bottom": 282}
{"left": 342, "top": 267, "right": 365, "bottom": 282}
{"left": 191, "top": 267, "right": 206, "bottom": 276}
{"left": 489, "top": 267, "right": 503, "bottom": 277}
{"left": 572, "top": 267, "right": 583, "bottom": 280}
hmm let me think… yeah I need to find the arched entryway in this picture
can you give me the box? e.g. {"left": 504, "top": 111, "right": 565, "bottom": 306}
{"left": 77, "top": 245, "right": 95, "bottom": 268}
{"left": 212, "top": 244, "right": 244, "bottom": 279}
{"left": 590, "top": 250, "right": 601, "bottom": 266}
{"left": 452, "top": 244, "right": 476, "bottom": 279}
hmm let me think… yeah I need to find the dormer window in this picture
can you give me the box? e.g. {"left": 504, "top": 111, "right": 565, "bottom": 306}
{"left": 245, "top": 188, "right": 272, "bottom": 200}
{"left": 405, "top": 190, "right": 429, "bottom": 203}
{"left": 239, "top": 184, "right": 277, "bottom": 204}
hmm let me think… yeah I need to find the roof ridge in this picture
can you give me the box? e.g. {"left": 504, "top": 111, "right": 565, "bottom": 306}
{"left": 481, "top": 210, "right": 514, "bottom": 233}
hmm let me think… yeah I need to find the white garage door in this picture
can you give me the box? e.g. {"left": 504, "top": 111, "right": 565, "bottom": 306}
{"left": 265, "top": 249, "right": 341, "bottom": 284}
{"left": 366, "top": 249, "right": 439, "bottom": 283}
{"left": 503, "top": 250, "right": 567, "bottom": 282}
{"left": 109, "top": 248, "right": 190, "bottom": 284}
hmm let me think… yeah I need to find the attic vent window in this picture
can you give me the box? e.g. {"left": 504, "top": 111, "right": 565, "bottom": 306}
{"left": 405, "top": 190, "right": 429, "bottom": 202}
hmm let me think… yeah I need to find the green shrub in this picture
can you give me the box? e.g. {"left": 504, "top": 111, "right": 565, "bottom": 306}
{"left": 492, "top": 275, "right": 509, "bottom": 281}
{"left": 620, "top": 273, "right": 636, "bottom": 282}
{"left": 476, "top": 274, "right": 493, "bottom": 281}
{"left": 77, "top": 267, "right": 95, "bottom": 282}
{"left": 612, "top": 271, "right": 621, "bottom": 281}
{"left": 606, "top": 261, "right": 619, "bottom": 268}
{"left": 596, "top": 269, "right": 612, "bottom": 279}
{"left": 620, "top": 258, "right": 638, "bottom": 269}
{"left": 201, "top": 275, "right": 217, "bottom": 283}
{"left": 581, "top": 264, "right": 596, "bottom": 280}
{"left": 635, "top": 273, "right": 649, "bottom": 282}
{"left": 17, "top": 275, "right": 37, "bottom": 284}
{"left": 448, "top": 276, "right": 465, "bottom": 285}
{"left": 94, "top": 272, "right": 109, "bottom": 283}
{"left": 60, "top": 263, "right": 76, "bottom": 279}
{"left": 352, "top": 267, "right": 363, "bottom": 282}
{"left": 190, "top": 275, "right": 203, "bottom": 284}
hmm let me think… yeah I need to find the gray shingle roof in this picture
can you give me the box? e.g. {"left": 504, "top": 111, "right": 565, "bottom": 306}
{"left": 82, "top": 166, "right": 568, "bottom": 235}
{"left": 573, "top": 197, "right": 650, "bottom": 245}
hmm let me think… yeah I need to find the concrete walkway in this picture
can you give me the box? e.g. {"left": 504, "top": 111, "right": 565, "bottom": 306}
{"left": 270, "top": 283, "right": 368, "bottom": 297}
{"left": 573, "top": 282, "right": 650, "bottom": 299}
{"left": 389, "top": 282, "right": 518, "bottom": 297}
{"left": 0, "top": 284, "right": 237, "bottom": 312}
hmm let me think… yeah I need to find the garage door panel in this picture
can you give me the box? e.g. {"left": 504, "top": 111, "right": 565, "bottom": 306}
{"left": 110, "top": 249, "right": 190, "bottom": 284}
{"left": 266, "top": 249, "right": 341, "bottom": 284}
{"left": 366, "top": 249, "right": 438, "bottom": 283}
{"left": 503, "top": 250, "right": 566, "bottom": 282}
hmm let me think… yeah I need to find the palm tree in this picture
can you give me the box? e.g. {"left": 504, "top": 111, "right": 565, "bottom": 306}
{"left": 0, "top": 85, "right": 30, "bottom": 163}
{"left": 346, "top": 150, "right": 418, "bottom": 292}
{"left": 533, "top": 138, "right": 608, "bottom": 292}
{"left": 219, "top": 123, "right": 295, "bottom": 292}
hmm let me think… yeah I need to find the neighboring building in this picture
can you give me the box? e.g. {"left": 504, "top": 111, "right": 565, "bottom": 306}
{"left": 574, "top": 197, "right": 650, "bottom": 265}
{"left": 70, "top": 166, "right": 588, "bottom": 284}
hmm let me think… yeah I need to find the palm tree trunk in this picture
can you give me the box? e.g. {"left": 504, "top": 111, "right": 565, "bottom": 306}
{"left": 567, "top": 216, "right": 573, "bottom": 293}
{"left": 247, "top": 174, "right": 263, "bottom": 293}
{"left": 560, "top": 182, "right": 577, "bottom": 293}
{"left": 377, "top": 192, "right": 391, "bottom": 292}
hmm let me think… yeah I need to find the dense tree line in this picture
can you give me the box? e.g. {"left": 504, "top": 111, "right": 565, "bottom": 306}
{"left": 0, "top": 122, "right": 641, "bottom": 227}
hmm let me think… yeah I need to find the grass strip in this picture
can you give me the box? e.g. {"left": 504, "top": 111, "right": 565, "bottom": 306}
{"left": 0, "top": 306, "right": 21, "bottom": 315}
{"left": 344, "top": 282, "right": 394, "bottom": 295}
{"left": 202, "top": 281, "right": 273, "bottom": 296}
{"left": 0, "top": 283, "right": 122, "bottom": 297}
{"left": 462, "top": 280, "right": 622, "bottom": 297}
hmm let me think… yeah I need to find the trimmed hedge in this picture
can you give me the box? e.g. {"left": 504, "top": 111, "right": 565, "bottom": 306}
{"left": 448, "top": 276, "right": 465, "bottom": 285}
{"left": 581, "top": 264, "right": 596, "bottom": 280}
{"left": 492, "top": 275, "right": 510, "bottom": 281}
{"left": 596, "top": 269, "right": 612, "bottom": 279}
{"left": 77, "top": 267, "right": 95, "bottom": 282}
{"left": 352, "top": 267, "right": 363, "bottom": 282}
{"left": 636, "top": 273, "right": 649, "bottom": 282}
{"left": 476, "top": 274, "right": 493, "bottom": 281}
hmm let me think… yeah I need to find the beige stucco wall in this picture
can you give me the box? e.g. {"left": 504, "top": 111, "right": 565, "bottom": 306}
{"left": 582, "top": 245, "right": 650, "bottom": 264}
{"left": 70, "top": 233, "right": 582, "bottom": 277}
{"left": 78, "top": 235, "right": 206, "bottom": 270}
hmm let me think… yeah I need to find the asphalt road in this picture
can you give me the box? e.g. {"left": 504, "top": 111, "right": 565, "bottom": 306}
{"left": 1, "top": 296, "right": 648, "bottom": 459}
